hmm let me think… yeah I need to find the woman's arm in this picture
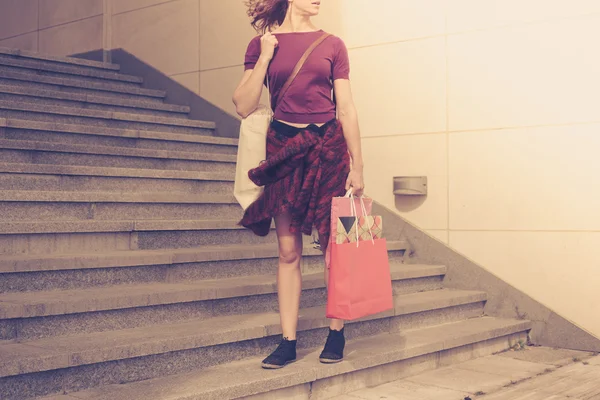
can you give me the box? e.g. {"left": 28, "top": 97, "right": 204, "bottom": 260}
{"left": 232, "top": 33, "right": 278, "bottom": 118}
{"left": 232, "top": 57, "right": 269, "bottom": 118}
{"left": 334, "top": 78, "right": 365, "bottom": 196}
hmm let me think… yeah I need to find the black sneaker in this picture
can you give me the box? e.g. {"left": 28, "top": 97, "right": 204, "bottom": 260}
{"left": 319, "top": 327, "right": 345, "bottom": 363}
{"left": 261, "top": 337, "right": 297, "bottom": 369}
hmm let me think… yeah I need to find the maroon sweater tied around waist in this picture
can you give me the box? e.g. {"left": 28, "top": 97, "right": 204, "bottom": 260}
{"left": 239, "top": 119, "right": 350, "bottom": 250}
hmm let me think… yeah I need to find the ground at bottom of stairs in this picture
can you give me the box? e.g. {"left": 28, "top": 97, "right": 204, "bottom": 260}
{"left": 333, "top": 346, "right": 600, "bottom": 400}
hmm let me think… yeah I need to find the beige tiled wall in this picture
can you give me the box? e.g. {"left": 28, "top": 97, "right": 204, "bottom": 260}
{"left": 112, "top": 0, "right": 200, "bottom": 76}
{"left": 0, "top": 32, "right": 39, "bottom": 52}
{"left": 0, "top": 0, "right": 38, "bottom": 49}
{"left": 39, "top": 0, "right": 104, "bottom": 29}
{"left": 451, "top": 230, "right": 600, "bottom": 336}
{"left": 39, "top": 16, "right": 104, "bottom": 56}
{"left": 112, "top": 0, "right": 174, "bottom": 15}
{"left": 0, "top": 0, "right": 104, "bottom": 54}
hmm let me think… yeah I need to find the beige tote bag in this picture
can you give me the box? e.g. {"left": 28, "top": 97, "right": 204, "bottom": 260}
{"left": 234, "top": 32, "right": 331, "bottom": 210}
{"left": 233, "top": 104, "right": 273, "bottom": 210}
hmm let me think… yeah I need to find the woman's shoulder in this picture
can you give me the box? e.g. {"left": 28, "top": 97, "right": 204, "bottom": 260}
{"left": 323, "top": 33, "right": 347, "bottom": 48}
{"left": 248, "top": 35, "right": 261, "bottom": 45}
{"left": 245, "top": 35, "right": 262, "bottom": 54}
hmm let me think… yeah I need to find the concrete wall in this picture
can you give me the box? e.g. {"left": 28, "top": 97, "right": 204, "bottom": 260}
{"left": 0, "top": 0, "right": 104, "bottom": 55}
{"left": 0, "top": 0, "right": 598, "bottom": 340}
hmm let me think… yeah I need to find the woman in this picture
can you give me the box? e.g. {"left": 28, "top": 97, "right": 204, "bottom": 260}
{"left": 232, "top": 0, "right": 364, "bottom": 369}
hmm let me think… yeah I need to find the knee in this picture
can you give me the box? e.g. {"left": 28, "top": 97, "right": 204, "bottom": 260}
{"left": 278, "top": 247, "right": 301, "bottom": 266}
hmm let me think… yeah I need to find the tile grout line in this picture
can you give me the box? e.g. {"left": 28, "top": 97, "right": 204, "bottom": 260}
{"left": 445, "top": 3, "right": 451, "bottom": 247}
{"left": 198, "top": 0, "right": 202, "bottom": 96}
{"left": 360, "top": 118, "right": 600, "bottom": 140}
{"left": 446, "top": 9, "right": 600, "bottom": 38}
{"left": 448, "top": 229, "right": 600, "bottom": 233}
{"left": 37, "top": 15, "right": 104, "bottom": 34}
{"left": 0, "top": 30, "right": 39, "bottom": 42}
{"left": 112, "top": 0, "right": 182, "bottom": 17}
{"left": 37, "top": 0, "right": 40, "bottom": 52}
{"left": 346, "top": 10, "right": 600, "bottom": 52}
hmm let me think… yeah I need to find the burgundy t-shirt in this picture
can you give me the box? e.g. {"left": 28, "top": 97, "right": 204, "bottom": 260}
{"left": 244, "top": 30, "right": 350, "bottom": 124}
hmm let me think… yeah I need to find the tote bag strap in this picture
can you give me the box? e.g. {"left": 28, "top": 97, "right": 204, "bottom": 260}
{"left": 272, "top": 32, "right": 331, "bottom": 111}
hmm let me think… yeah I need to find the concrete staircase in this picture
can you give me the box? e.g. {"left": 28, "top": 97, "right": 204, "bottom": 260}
{"left": 0, "top": 47, "right": 531, "bottom": 400}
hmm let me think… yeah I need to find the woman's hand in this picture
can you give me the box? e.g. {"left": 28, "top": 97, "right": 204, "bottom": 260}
{"left": 259, "top": 32, "right": 278, "bottom": 61}
{"left": 346, "top": 166, "right": 365, "bottom": 197}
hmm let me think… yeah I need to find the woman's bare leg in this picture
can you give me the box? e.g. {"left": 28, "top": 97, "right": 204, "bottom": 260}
{"left": 320, "top": 233, "right": 345, "bottom": 331}
{"left": 274, "top": 212, "right": 303, "bottom": 340}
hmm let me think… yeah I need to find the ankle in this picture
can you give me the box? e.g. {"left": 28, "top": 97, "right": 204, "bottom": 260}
{"left": 282, "top": 338, "right": 297, "bottom": 345}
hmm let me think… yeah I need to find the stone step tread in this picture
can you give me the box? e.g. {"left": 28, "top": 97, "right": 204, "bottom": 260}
{"left": 42, "top": 317, "right": 531, "bottom": 400}
{"left": 0, "top": 69, "right": 164, "bottom": 97}
{"left": 0, "top": 47, "right": 120, "bottom": 71}
{"left": 0, "top": 218, "right": 254, "bottom": 234}
{"left": 0, "top": 289, "right": 487, "bottom": 378}
{"left": 0, "top": 190, "right": 238, "bottom": 204}
{"left": 0, "top": 83, "right": 190, "bottom": 113}
{"left": 0, "top": 58, "right": 142, "bottom": 83}
{"left": 0, "top": 262, "right": 437, "bottom": 319}
{"left": 0, "top": 138, "right": 236, "bottom": 163}
{"left": 0, "top": 240, "right": 409, "bottom": 274}
{"left": 0, "top": 100, "right": 215, "bottom": 129}
{"left": 0, "top": 162, "right": 234, "bottom": 181}
{"left": 0, "top": 118, "right": 237, "bottom": 146}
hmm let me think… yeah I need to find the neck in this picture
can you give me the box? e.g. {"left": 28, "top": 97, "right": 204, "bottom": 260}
{"left": 279, "top": 7, "right": 317, "bottom": 32}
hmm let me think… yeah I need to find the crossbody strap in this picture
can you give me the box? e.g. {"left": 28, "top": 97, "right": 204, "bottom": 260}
{"left": 272, "top": 32, "right": 331, "bottom": 111}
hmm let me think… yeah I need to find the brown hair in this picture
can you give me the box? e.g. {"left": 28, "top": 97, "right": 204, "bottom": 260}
{"left": 245, "top": 0, "right": 289, "bottom": 33}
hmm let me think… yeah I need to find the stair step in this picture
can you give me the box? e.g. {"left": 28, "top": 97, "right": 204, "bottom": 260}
{"left": 0, "top": 69, "right": 165, "bottom": 101}
{"left": 0, "top": 263, "right": 438, "bottom": 319}
{"left": 0, "top": 138, "right": 235, "bottom": 172}
{"left": 0, "top": 190, "right": 237, "bottom": 204}
{"left": 0, "top": 100, "right": 215, "bottom": 134}
{"left": 0, "top": 218, "right": 251, "bottom": 234}
{"left": 0, "top": 162, "right": 233, "bottom": 194}
{"left": 0, "top": 64, "right": 138, "bottom": 89}
{"left": 0, "top": 118, "right": 238, "bottom": 154}
{"left": 38, "top": 317, "right": 531, "bottom": 400}
{"left": 0, "top": 137, "right": 235, "bottom": 161}
{"left": 0, "top": 84, "right": 190, "bottom": 116}
{"left": 0, "top": 240, "right": 409, "bottom": 274}
{"left": 0, "top": 163, "right": 234, "bottom": 182}
{"left": 0, "top": 289, "right": 486, "bottom": 378}
{"left": 0, "top": 190, "right": 241, "bottom": 225}
{"left": 0, "top": 204, "right": 243, "bottom": 227}
{"left": 0, "top": 247, "right": 407, "bottom": 294}
{"left": 0, "top": 56, "right": 141, "bottom": 84}
{"left": 0, "top": 47, "right": 120, "bottom": 71}
{"left": 0, "top": 220, "right": 277, "bottom": 256}
{"left": 0, "top": 161, "right": 232, "bottom": 180}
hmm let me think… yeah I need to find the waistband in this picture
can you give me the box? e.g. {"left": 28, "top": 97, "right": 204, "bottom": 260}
{"left": 270, "top": 118, "right": 338, "bottom": 139}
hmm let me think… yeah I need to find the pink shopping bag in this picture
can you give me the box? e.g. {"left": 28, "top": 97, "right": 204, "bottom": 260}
{"left": 326, "top": 195, "right": 393, "bottom": 321}
{"left": 325, "top": 189, "right": 372, "bottom": 269}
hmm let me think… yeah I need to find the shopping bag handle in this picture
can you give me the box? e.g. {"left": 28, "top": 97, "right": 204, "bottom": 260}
{"left": 348, "top": 191, "right": 375, "bottom": 247}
